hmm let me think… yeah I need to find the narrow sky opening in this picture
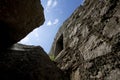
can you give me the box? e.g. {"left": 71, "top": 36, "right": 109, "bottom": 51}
{"left": 19, "top": 0, "right": 84, "bottom": 53}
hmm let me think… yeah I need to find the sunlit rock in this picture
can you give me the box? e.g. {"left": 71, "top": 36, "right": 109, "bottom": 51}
{"left": 49, "top": 0, "right": 120, "bottom": 79}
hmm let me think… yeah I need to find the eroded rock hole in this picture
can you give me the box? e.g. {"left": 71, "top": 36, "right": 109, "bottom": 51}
{"left": 55, "top": 34, "right": 63, "bottom": 57}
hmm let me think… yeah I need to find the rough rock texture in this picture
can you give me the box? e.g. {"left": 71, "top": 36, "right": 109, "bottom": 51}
{"left": 50, "top": 0, "right": 120, "bottom": 80}
{"left": 0, "top": 43, "right": 64, "bottom": 80}
{"left": 0, "top": 0, "right": 45, "bottom": 49}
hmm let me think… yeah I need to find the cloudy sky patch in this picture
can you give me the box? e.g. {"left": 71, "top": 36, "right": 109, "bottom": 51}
{"left": 46, "top": 0, "right": 58, "bottom": 12}
{"left": 46, "top": 18, "right": 59, "bottom": 26}
{"left": 53, "top": 19, "right": 59, "bottom": 25}
{"left": 47, "top": 20, "right": 52, "bottom": 26}
{"left": 52, "top": 0, "right": 58, "bottom": 7}
{"left": 46, "top": 0, "right": 52, "bottom": 7}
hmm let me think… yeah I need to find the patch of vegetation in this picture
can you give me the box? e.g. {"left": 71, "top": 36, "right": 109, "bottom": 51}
{"left": 49, "top": 54, "right": 55, "bottom": 61}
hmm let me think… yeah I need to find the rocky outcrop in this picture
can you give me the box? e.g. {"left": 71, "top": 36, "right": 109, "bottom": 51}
{"left": 0, "top": 0, "right": 45, "bottom": 49}
{"left": 50, "top": 0, "right": 120, "bottom": 80}
{"left": 0, "top": 43, "right": 64, "bottom": 80}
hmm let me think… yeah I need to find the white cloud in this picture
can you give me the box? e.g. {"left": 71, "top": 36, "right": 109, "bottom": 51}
{"left": 52, "top": 0, "right": 58, "bottom": 7}
{"left": 46, "top": 0, "right": 58, "bottom": 11}
{"left": 53, "top": 19, "right": 59, "bottom": 25}
{"left": 46, "top": 19, "right": 59, "bottom": 26}
{"left": 46, "top": 0, "right": 52, "bottom": 7}
{"left": 47, "top": 20, "right": 52, "bottom": 26}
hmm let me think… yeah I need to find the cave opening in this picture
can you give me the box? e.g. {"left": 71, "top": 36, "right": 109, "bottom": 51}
{"left": 54, "top": 34, "right": 63, "bottom": 57}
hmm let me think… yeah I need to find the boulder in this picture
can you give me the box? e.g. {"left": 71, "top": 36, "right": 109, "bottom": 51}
{"left": 0, "top": 0, "right": 45, "bottom": 49}
{"left": 0, "top": 44, "right": 63, "bottom": 80}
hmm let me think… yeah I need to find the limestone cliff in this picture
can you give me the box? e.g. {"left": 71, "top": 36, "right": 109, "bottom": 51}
{"left": 50, "top": 0, "right": 120, "bottom": 80}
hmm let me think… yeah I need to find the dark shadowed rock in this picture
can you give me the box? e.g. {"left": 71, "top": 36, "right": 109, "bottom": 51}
{"left": 0, "top": 44, "right": 63, "bottom": 80}
{"left": 0, "top": 0, "right": 45, "bottom": 49}
{"left": 49, "top": 0, "right": 120, "bottom": 80}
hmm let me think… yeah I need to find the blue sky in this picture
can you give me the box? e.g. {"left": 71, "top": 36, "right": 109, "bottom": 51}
{"left": 19, "top": 0, "right": 84, "bottom": 53}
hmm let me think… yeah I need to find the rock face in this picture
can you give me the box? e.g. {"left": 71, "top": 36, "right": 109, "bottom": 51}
{"left": 0, "top": 0, "right": 45, "bottom": 49}
{"left": 49, "top": 0, "right": 120, "bottom": 80}
{"left": 0, "top": 44, "right": 64, "bottom": 80}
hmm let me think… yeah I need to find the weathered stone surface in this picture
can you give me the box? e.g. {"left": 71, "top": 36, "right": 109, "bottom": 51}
{"left": 49, "top": 0, "right": 120, "bottom": 79}
{"left": 55, "top": 47, "right": 84, "bottom": 71}
{"left": 0, "top": 44, "right": 63, "bottom": 80}
{"left": 0, "top": 0, "right": 45, "bottom": 49}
